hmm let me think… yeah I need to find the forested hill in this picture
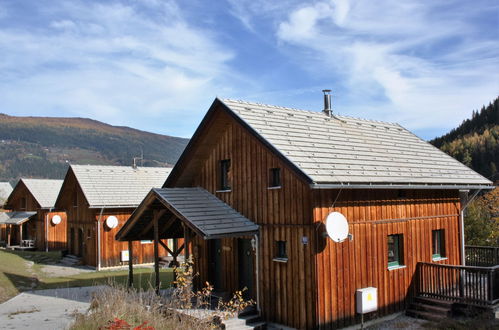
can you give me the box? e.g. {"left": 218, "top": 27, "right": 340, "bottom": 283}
{"left": 0, "top": 114, "right": 189, "bottom": 183}
{"left": 430, "top": 96, "right": 499, "bottom": 181}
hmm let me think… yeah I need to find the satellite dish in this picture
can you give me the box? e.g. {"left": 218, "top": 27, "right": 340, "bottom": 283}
{"left": 51, "top": 215, "right": 62, "bottom": 225}
{"left": 325, "top": 212, "right": 349, "bottom": 242}
{"left": 106, "top": 216, "right": 119, "bottom": 229}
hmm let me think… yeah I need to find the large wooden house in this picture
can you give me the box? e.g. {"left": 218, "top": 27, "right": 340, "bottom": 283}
{"left": 117, "top": 97, "right": 493, "bottom": 329}
{"left": 2, "top": 179, "right": 66, "bottom": 250}
{"left": 55, "top": 164, "right": 173, "bottom": 269}
{"left": 0, "top": 182, "right": 13, "bottom": 245}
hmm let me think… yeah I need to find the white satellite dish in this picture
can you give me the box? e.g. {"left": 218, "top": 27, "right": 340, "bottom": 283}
{"left": 51, "top": 215, "right": 62, "bottom": 225}
{"left": 325, "top": 212, "right": 349, "bottom": 242}
{"left": 106, "top": 216, "right": 119, "bottom": 229}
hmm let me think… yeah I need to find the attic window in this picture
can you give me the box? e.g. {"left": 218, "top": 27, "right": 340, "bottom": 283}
{"left": 219, "top": 159, "right": 231, "bottom": 191}
{"left": 20, "top": 197, "right": 26, "bottom": 210}
{"left": 269, "top": 168, "right": 281, "bottom": 188}
{"left": 273, "top": 240, "right": 288, "bottom": 262}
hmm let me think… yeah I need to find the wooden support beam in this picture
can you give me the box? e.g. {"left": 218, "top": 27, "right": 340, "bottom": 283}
{"left": 7, "top": 225, "right": 11, "bottom": 247}
{"left": 139, "top": 209, "right": 167, "bottom": 237}
{"left": 158, "top": 214, "right": 178, "bottom": 236}
{"left": 128, "top": 240, "right": 134, "bottom": 288}
{"left": 183, "top": 224, "right": 190, "bottom": 261}
{"left": 153, "top": 211, "right": 160, "bottom": 295}
{"left": 158, "top": 239, "right": 174, "bottom": 256}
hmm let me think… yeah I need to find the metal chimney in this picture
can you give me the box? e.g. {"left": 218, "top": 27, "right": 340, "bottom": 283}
{"left": 322, "top": 89, "right": 332, "bottom": 116}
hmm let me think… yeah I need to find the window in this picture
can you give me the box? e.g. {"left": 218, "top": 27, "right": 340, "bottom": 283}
{"left": 269, "top": 168, "right": 281, "bottom": 188}
{"left": 432, "top": 229, "right": 445, "bottom": 260}
{"left": 219, "top": 159, "right": 231, "bottom": 191}
{"left": 388, "top": 234, "right": 404, "bottom": 268}
{"left": 274, "top": 240, "right": 288, "bottom": 262}
{"left": 20, "top": 197, "right": 26, "bottom": 210}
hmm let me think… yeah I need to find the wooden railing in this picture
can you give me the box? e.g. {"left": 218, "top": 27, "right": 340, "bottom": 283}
{"left": 465, "top": 246, "right": 499, "bottom": 267}
{"left": 415, "top": 262, "right": 499, "bottom": 306}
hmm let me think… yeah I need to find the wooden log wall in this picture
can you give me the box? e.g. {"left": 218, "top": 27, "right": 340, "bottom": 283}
{"left": 191, "top": 110, "right": 317, "bottom": 329}
{"left": 314, "top": 189, "right": 461, "bottom": 329}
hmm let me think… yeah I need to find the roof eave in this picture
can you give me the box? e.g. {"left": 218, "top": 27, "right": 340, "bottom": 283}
{"left": 310, "top": 183, "right": 495, "bottom": 190}
{"left": 203, "top": 229, "right": 260, "bottom": 240}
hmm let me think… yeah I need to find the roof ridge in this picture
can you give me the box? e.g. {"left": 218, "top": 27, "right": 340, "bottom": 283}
{"left": 221, "top": 98, "right": 399, "bottom": 126}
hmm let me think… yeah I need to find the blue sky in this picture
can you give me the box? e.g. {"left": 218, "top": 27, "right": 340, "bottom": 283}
{"left": 0, "top": 0, "right": 498, "bottom": 140}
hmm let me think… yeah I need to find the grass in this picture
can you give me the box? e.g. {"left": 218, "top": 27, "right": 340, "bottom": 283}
{"left": 0, "top": 249, "right": 173, "bottom": 303}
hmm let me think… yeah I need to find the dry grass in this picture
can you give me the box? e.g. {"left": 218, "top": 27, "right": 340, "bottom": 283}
{"left": 70, "top": 262, "right": 254, "bottom": 330}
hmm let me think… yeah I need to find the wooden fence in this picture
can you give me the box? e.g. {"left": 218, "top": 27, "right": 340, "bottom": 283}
{"left": 415, "top": 262, "right": 499, "bottom": 306}
{"left": 465, "top": 246, "right": 499, "bottom": 267}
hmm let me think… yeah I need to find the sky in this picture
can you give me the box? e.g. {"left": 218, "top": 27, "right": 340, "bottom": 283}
{"left": 0, "top": 0, "right": 498, "bottom": 140}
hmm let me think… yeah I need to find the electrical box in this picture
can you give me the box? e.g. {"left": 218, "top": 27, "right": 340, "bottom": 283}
{"left": 121, "top": 250, "right": 129, "bottom": 262}
{"left": 356, "top": 287, "right": 377, "bottom": 314}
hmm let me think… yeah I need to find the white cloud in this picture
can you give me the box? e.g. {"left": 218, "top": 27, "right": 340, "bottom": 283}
{"left": 0, "top": 0, "right": 236, "bottom": 137}
{"left": 273, "top": 0, "right": 499, "bottom": 134}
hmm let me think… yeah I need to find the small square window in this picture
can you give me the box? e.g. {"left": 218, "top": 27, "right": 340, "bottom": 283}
{"left": 388, "top": 234, "right": 404, "bottom": 268}
{"left": 432, "top": 229, "right": 445, "bottom": 260}
{"left": 219, "top": 159, "right": 231, "bottom": 191}
{"left": 269, "top": 168, "right": 281, "bottom": 187}
{"left": 274, "top": 240, "right": 287, "bottom": 261}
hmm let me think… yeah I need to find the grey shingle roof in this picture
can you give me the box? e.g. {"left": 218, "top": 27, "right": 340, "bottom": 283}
{"left": 22, "top": 179, "right": 63, "bottom": 208}
{"left": 71, "top": 165, "right": 171, "bottom": 208}
{"left": 221, "top": 99, "right": 492, "bottom": 187}
{"left": 0, "top": 182, "right": 13, "bottom": 205}
{"left": 153, "top": 187, "right": 259, "bottom": 238}
{"left": 0, "top": 211, "right": 37, "bottom": 225}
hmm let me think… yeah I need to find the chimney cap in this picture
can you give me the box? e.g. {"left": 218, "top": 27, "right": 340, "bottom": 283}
{"left": 322, "top": 89, "right": 332, "bottom": 93}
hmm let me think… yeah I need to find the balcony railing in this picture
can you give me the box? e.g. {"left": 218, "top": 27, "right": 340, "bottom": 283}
{"left": 415, "top": 262, "right": 499, "bottom": 306}
{"left": 465, "top": 246, "right": 499, "bottom": 267}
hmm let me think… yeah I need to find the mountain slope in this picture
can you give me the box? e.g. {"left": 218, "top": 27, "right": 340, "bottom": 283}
{"left": 430, "top": 96, "right": 499, "bottom": 181}
{"left": 0, "top": 114, "right": 189, "bottom": 183}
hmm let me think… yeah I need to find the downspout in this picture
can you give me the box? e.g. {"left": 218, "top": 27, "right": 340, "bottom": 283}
{"left": 254, "top": 233, "right": 260, "bottom": 313}
{"left": 459, "top": 189, "right": 481, "bottom": 266}
{"left": 45, "top": 208, "right": 53, "bottom": 252}
{"left": 97, "top": 207, "right": 105, "bottom": 271}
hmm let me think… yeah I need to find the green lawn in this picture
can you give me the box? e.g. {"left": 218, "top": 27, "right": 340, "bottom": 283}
{"left": 0, "top": 249, "right": 173, "bottom": 303}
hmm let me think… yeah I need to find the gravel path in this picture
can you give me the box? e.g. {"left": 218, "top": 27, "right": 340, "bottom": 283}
{"left": 0, "top": 286, "right": 106, "bottom": 330}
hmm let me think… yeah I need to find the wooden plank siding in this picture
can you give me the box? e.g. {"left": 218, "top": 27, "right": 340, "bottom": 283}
{"left": 189, "top": 110, "right": 317, "bottom": 329}
{"left": 313, "top": 189, "right": 461, "bottom": 328}
{"left": 35, "top": 211, "right": 67, "bottom": 251}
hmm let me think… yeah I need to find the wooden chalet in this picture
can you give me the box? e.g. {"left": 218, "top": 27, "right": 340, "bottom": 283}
{"left": 116, "top": 96, "right": 494, "bottom": 329}
{"left": 54, "top": 164, "right": 174, "bottom": 269}
{"left": 0, "top": 182, "right": 13, "bottom": 246}
{"left": 1, "top": 179, "right": 65, "bottom": 251}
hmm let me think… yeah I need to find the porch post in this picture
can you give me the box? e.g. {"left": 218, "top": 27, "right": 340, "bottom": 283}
{"left": 153, "top": 211, "right": 160, "bottom": 295}
{"left": 183, "top": 224, "right": 190, "bottom": 261}
{"left": 128, "top": 240, "right": 134, "bottom": 288}
{"left": 19, "top": 224, "right": 23, "bottom": 243}
{"left": 7, "top": 225, "right": 11, "bottom": 247}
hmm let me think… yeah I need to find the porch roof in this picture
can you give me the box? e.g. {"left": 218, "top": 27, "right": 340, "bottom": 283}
{"left": 116, "top": 187, "right": 259, "bottom": 241}
{"left": 0, "top": 211, "right": 37, "bottom": 225}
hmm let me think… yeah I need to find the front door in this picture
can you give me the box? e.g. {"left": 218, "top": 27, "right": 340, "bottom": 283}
{"left": 238, "top": 238, "right": 254, "bottom": 300}
{"left": 208, "top": 239, "right": 222, "bottom": 291}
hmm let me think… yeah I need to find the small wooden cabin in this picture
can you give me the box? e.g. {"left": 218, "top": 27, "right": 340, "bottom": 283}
{"left": 0, "top": 182, "right": 13, "bottom": 245}
{"left": 54, "top": 164, "right": 173, "bottom": 269}
{"left": 117, "top": 97, "right": 493, "bottom": 329}
{"left": 2, "top": 179, "right": 66, "bottom": 250}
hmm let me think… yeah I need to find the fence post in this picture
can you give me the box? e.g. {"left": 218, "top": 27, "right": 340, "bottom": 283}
{"left": 489, "top": 269, "right": 494, "bottom": 303}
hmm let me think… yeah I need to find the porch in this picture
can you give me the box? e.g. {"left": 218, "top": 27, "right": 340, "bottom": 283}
{"left": 0, "top": 211, "right": 37, "bottom": 248}
{"left": 115, "top": 187, "right": 259, "bottom": 296}
{"left": 409, "top": 246, "right": 499, "bottom": 320}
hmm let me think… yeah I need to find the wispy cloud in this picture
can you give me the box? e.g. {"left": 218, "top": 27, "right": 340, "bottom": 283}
{"left": 0, "top": 0, "right": 236, "bottom": 137}
{"left": 230, "top": 0, "right": 499, "bottom": 136}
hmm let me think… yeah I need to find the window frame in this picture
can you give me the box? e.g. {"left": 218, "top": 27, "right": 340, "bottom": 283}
{"left": 268, "top": 167, "right": 281, "bottom": 188}
{"left": 219, "top": 159, "right": 231, "bottom": 191}
{"left": 273, "top": 240, "right": 288, "bottom": 262}
{"left": 387, "top": 234, "right": 404, "bottom": 268}
{"left": 432, "top": 229, "right": 445, "bottom": 260}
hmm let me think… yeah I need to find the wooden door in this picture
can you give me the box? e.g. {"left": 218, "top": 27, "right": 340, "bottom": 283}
{"left": 238, "top": 238, "right": 254, "bottom": 299}
{"left": 69, "top": 227, "right": 75, "bottom": 254}
{"left": 77, "top": 228, "right": 84, "bottom": 257}
{"left": 208, "top": 239, "right": 222, "bottom": 291}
